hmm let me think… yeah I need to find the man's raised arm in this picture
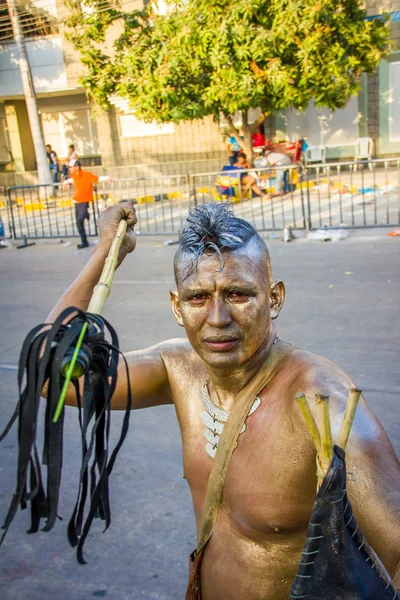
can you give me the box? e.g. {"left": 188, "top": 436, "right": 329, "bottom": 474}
{"left": 44, "top": 202, "right": 172, "bottom": 411}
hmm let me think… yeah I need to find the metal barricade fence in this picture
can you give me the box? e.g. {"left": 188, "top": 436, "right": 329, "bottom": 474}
{"left": 4, "top": 160, "right": 400, "bottom": 240}
{"left": 303, "top": 158, "right": 400, "bottom": 229}
{"left": 6, "top": 175, "right": 190, "bottom": 240}
{"left": 191, "top": 159, "right": 400, "bottom": 231}
{"left": 191, "top": 165, "right": 307, "bottom": 231}
{"left": 7, "top": 184, "right": 100, "bottom": 240}
{"left": 0, "top": 185, "right": 10, "bottom": 238}
{"left": 95, "top": 175, "right": 191, "bottom": 234}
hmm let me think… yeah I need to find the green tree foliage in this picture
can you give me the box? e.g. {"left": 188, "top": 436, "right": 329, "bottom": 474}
{"left": 66, "top": 0, "right": 390, "bottom": 161}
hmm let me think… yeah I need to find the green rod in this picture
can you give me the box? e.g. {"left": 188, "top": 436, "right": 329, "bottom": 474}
{"left": 52, "top": 322, "right": 88, "bottom": 423}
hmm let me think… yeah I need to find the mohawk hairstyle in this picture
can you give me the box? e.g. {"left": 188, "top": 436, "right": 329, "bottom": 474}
{"left": 177, "top": 202, "right": 259, "bottom": 279}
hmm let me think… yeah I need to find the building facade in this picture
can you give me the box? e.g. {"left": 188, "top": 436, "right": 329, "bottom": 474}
{"left": 0, "top": 0, "right": 399, "bottom": 186}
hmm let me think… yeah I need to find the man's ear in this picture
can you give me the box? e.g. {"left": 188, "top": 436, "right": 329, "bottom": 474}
{"left": 269, "top": 280, "right": 285, "bottom": 319}
{"left": 170, "top": 290, "right": 185, "bottom": 327}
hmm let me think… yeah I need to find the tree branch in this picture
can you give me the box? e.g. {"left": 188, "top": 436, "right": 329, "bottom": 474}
{"left": 249, "top": 111, "right": 269, "bottom": 134}
{"left": 241, "top": 110, "right": 254, "bottom": 164}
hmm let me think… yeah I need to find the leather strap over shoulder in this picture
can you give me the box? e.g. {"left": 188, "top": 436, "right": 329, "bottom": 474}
{"left": 196, "top": 339, "right": 294, "bottom": 551}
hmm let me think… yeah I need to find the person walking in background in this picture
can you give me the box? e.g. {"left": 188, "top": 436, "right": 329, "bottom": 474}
{"left": 61, "top": 144, "right": 79, "bottom": 180}
{"left": 63, "top": 161, "right": 114, "bottom": 249}
{"left": 264, "top": 150, "right": 292, "bottom": 196}
{"left": 45, "top": 144, "right": 61, "bottom": 185}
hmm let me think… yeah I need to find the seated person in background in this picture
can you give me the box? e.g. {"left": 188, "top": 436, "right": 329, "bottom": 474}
{"left": 226, "top": 134, "right": 247, "bottom": 166}
{"left": 264, "top": 150, "right": 292, "bottom": 195}
{"left": 218, "top": 155, "right": 267, "bottom": 199}
{"left": 253, "top": 148, "right": 268, "bottom": 169}
{"left": 61, "top": 144, "right": 79, "bottom": 180}
{"left": 227, "top": 143, "right": 241, "bottom": 166}
{"left": 46, "top": 144, "right": 61, "bottom": 184}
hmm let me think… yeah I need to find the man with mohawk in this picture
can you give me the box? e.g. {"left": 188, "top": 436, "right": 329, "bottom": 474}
{"left": 48, "top": 201, "right": 400, "bottom": 599}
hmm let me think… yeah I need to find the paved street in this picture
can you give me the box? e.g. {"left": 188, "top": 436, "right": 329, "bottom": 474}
{"left": 0, "top": 231, "right": 399, "bottom": 599}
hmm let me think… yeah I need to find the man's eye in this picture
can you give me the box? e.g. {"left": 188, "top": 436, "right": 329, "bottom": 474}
{"left": 229, "top": 291, "right": 248, "bottom": 300}
{"left": 189, "top": 294, "right": 207, "bottom": 302}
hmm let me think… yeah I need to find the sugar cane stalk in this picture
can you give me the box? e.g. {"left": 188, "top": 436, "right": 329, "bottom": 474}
{"left": 297, "top": 388, "right": 362, "bottom": 490}
{"left": 338, "top": 388, "right": 362, "bottom": 450}
{"left": 315, "top": 393, "right": 333, "bottom": 484}
{"left": 296, "top": 393, "right": 321, "bottom": 455}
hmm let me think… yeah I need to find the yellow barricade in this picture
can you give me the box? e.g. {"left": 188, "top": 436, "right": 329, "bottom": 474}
{"left": 167, "top": 191, "right": 185, "bottom": 200}
{"left": 22, "top": 202, "right": 46, "bottom": 211}
{"left": 136, "top": 195, "right": 154, "bottom": 204}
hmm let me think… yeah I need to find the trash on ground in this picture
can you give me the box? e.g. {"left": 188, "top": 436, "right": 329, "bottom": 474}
{"left": 358, "top": 187, "right": 376, "bottom": 195}
{"left": 306, "top": 229, "right": 349, "bottom": 242}
{"left": 283, "top": 227, "right": 295, "bottom": 242}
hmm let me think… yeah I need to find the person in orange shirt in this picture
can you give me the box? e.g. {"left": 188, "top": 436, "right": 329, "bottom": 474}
{"left": 64, "top": 161, "right": 114, "bottom": 248}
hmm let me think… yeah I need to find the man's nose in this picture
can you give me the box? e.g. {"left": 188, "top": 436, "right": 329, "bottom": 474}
{"left": 207, "top": 298, "right": 232, "bottom": 328}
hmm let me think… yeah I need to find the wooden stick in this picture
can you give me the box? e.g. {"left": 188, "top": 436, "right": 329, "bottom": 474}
{"left": 315, "top": 393, "right": 333, "bottom": 478}
{"left": 296, "top": 393, "right": 321, "bottom": 455}
{"left": 338, "top": 388, "right": 362, "bottom": 450}
{"left": 88, "top": 220, "right": 127, "bottom": 314}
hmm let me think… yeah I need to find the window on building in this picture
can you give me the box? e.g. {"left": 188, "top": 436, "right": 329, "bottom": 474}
{"left": 40, "top": 109, "right": 100, "bottom": 157}
{"left": 389, "top": 61, "right": 400, "bottom": 142}
{"left": 119, "top": 114, "right": 174, "bottom": 138}
{"left": 0, "top": 0, "right": 57, "bottom": 42}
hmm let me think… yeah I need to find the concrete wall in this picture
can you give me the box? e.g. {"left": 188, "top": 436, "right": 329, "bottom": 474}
{"left": 0, "top": 90, "right": 227, "bottom": 177}
{"left": 4, "top": 100, "right": 36, "bottom": 171}
{"left": 95, "top": 109, "right": 226, "bottom": 167}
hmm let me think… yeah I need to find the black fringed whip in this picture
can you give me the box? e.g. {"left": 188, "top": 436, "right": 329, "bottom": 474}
{"left": 0, "top": 220, "right": 132, "bottom": 563}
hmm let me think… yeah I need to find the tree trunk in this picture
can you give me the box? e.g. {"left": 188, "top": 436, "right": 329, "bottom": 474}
{"left": 6, "top": 0, "right": 52, "bottom": 189}
{"left": 226, "top": 114, "right": 252, "bottom": 165}
{"left": 241, "top": 111, "right": 254, "bottom": 166}
{"left": 249, "top": 112, "right": 269, "bottom": 135}
{"left": 225, "top": 111, "right": 269, "bottom": 167}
